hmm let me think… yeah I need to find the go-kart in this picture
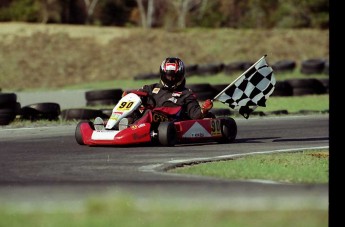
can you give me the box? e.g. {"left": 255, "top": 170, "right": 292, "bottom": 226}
{"left": 75, "top": 91, "right": 237, "bottom": 147}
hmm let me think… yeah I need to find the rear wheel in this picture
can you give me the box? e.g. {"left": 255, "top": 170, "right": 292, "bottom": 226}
{"left": 218, "top": 117, "right": 237, "bottom": 143}
{"left": 75, "top": 121, "right": 93, "bottom": 145}
{"left": 157, "top": 122, "right": 177, "bottom": 146}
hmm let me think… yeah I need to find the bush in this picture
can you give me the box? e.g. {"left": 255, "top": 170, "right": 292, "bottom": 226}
{"left": 0, "top": 0, "right": 40, "bottom": 22}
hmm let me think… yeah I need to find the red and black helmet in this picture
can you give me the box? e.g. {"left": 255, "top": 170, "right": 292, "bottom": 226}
{"left": 159, "top": 57, "right": 185, "bottom": 89}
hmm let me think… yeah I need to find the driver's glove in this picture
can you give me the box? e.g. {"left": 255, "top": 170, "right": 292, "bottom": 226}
{"left": 201, "top": 99, "right": 213, "bottom": 114}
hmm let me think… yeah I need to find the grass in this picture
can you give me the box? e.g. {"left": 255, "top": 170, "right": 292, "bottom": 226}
{"left": 171, "top": 149, "right": 329, "bottom": 184}
{"left": 0, "top": 206, "right": 328, "bottom": 227}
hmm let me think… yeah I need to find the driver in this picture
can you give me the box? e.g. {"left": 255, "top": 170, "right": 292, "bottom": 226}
{"left": 127, "top": 57, "right": 213, "bottom": 122}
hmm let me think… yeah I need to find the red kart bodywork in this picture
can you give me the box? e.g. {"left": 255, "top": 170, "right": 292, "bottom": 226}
{"left": 76, "top": 116, "right": 237, "bottom": 146}
{"left": 77, "top": 121, "right": 152, "bottom": 146}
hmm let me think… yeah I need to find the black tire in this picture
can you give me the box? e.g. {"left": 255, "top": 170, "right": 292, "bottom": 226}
{"left": 195, "top": 63, "right": 224, "bottom": 75}
{"left": 86, "top": 99, "right": 120, "bottom": 106}
{"left": 318, "top": 78, "right": 329, "bottom": 93}
{"left": 0, "top": 108, "right": 17, "bottom": 125}
{"left": 218, "top": 117, "right": 237, "bottom": 143}
{"left": 0, "top": 93, "right": 17, "bottom": 105}
{"left": 300, "top": 58, "right": 326, "bottom": 74}
{"left": 323, "top": 60, "right": 329, "bottom": 75}
{"left": 286, "top": 78, "right": 327, "bottom": 96}
{"left": 0, "top": 101, "right": 21, "bottom": 110}
{"left": 157, "top": 122, "right": 177, "bottom": 146}
{"left": 271, "top": 81, "right": 293, "bottom": 97}
{"left": 85, "top": 89, "right": 123, "bottom": 101}
{"left": 223, "top": 61, "right": 254, "bottom": 75}
{"left": 212, "top": 84, "right": 228, "bottom": 93}
{"left": 61, "top": 108, "right": 104, "bottom": 120}
{"left": 272, "top": 60, "right": 296, "bottom": 72}
{"left": 75, "top": 120, "right": 92, "bottom": 145}
{"left": 20, "top": 102, "right": 61, "bottom": 121}
{"left": 187, "top": 83, "right": 214, "bottom": 92}
{"left": 100, "top": 108, "right": 113, "bottom": 117}
{"left": 188, "top": 83, "right": 217, "bottom": 100}
{"left": 185, "top": 64, "right": 198, "bottom": 75}
{"left": 223, "top": 62, "right": 246, "bottom": 74}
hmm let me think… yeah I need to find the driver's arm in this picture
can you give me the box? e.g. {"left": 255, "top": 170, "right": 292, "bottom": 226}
{"left": 185, "top": 93, "right": 213, "bottom": 119}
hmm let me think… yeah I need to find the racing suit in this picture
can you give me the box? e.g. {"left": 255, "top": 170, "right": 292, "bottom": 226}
{"left": 138, "top": 82, "right": 205, "bottom": 120}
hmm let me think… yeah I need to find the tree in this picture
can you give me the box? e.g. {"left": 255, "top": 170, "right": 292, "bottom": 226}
{"left": 83, "top": 0, "right": 99, "bottom": 24}
{"left": 170, "top": 0, "right": 201, "bottom": 28}
{"left": 136, "top": 0, "right": 154, "bottom": 28}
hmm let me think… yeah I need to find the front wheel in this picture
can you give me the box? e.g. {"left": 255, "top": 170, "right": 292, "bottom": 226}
{"left": 75, "top": 120, "right": 93, "bottom": 145}
{"left": 157, "top": 122, "right": 177, "bottom": 146}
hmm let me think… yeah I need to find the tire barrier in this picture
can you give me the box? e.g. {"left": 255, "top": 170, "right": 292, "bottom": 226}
{"left": 212, "top": 84, "right": 229, "bottom": 94}
{"left": 0, "top": 93, "right": 20, "bottom": 125}
{"left": 271, "top": 60, "right": 296, "bottom": 72}
{"left": 20, "top": 102, "right": 61, "bottom": 121}
{"left": 0, "top": 76, "right": 329, "bottom": 125}
{"left": 300, "top": 58, "right": 326, "bottom": 75}
{"left": 185, "top": 64, "right": 199, "bottom": 76}
{"left": 100, "top": 108, "right": 113, "bottom": 118}
{"left": 85, "top": 88, "right": 123, "bottom": 107}
{"left": 271, "top": 81, "right": 294, "bottom": 97}
{"left": 86, "top": 99, "right": 121, "bottom": 107}
{"left": 223, "top": 61, "right": 254, "bottom": 75}
{"left": 318, "top": 78, "right": 329, "bottom": 93}
{"left": 194, "top": 63, "right": 224, "bottom": 76}
{"left": 285, "top": 78, "right": 327, "bottom": 96}
{"left": 187, "top": 83, "right": 217, "bottom": 101}
{"left": 60, "top": 108, "right": 108, "bottom": 120}
{"left": 133, "top": 58, "right": 328, "bottom": 80}
{"left": 323, "top": 60, "right": 329, "bottom": 75}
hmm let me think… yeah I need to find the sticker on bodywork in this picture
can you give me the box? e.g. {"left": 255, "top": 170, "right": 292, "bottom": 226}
{"left": 211, "top": 119, "right": 222, "bottom": 136}
{"left": 182, "top": 122, "right": 211, "bottom": 138}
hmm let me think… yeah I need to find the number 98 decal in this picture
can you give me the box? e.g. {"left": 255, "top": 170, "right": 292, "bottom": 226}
{"left": 116, "top": 101, "right": 134, "bottom": 111}
{"left": 211, "top": 119, "right": 222, "bottom": 136}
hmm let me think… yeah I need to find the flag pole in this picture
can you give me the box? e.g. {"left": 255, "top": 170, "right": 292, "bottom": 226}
{"left": 212, "top": 54, "right": 267, "bottom": 101}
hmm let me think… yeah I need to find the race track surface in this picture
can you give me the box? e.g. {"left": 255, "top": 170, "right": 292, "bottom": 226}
{"left": 0, "top": 115, "right": 329, "bottom": 210}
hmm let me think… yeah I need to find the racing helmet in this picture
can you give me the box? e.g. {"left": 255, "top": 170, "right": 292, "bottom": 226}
{"left": 159, "top": 57, "right": 186, "bottom": 89}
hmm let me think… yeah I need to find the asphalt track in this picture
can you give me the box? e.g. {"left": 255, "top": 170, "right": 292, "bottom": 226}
{"left": 0, "top": 114, "right": 328, "bottom": 211}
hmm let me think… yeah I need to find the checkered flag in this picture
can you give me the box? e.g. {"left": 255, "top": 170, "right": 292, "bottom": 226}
{"left": 213, "top": 55, "right": 276, "bottom": 119}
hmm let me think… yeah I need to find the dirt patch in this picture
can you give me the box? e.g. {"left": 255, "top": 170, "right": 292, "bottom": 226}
{"left": 308, "top": 152, "right": 329, "bottom": 159}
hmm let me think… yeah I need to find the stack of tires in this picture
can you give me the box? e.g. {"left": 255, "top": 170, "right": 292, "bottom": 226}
{"left": 60, "top": 88, "right": 123, "bottom": 120}
{"left": 0, "top": 93, "right": 20, "bottom": 125}
{"left": 285, "top": 78, "right": 327, "bottom": 96}
{"left": 300, "top": 58, "right": 327, "bottom": 75}
{"left": 85, "top": 88, "right": 123, "bottom": 106}
{"left": 223, "top": 61, "right": 254, "bottom": 75}
{"left": 272, "top": 60, "right": 296, "bottom": 73}
{"left": 60, "top": 108, "right": 108, "bottom": 121}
